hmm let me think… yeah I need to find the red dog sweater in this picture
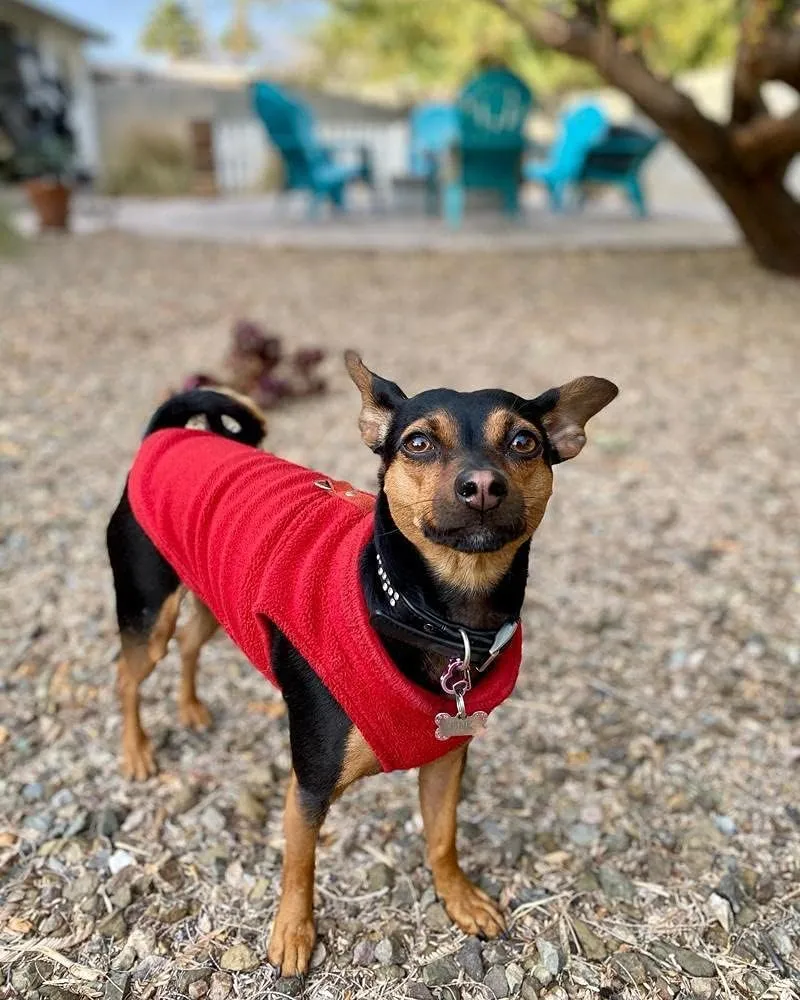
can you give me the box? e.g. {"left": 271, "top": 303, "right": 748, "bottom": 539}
{"left": 127, "top": 429, "right": 522, "bottom": 772}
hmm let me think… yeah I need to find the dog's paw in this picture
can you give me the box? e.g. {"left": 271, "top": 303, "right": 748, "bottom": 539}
{"left": 439, "top": 874, "right": 506, "bottom": 938}
{"left": 179, "top": 697, "right": 213, "bottom": 731}
{"left": 121, "top": 735, "right": 157, "bottom": 782}
{"left": 268, "top": 910, "right": 316, "bottom": 977}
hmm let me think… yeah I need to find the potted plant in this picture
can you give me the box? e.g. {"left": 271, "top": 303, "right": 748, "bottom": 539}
{"left": 16, "top": 133, "right": 76, "bottom": 231}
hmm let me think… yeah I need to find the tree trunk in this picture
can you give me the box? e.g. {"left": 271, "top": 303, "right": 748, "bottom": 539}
{"left": 701, "top": 164, "right": 800, "bottom": 275}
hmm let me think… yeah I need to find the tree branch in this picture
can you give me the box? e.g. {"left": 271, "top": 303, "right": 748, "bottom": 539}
{"left": 733, "top": 108, "right": 800, "bottom": 171}
{"left": 751, "top": 26, "right": 800, "bottom": 91}
{"left": 485, "top": 0, "right": 728, "bottom": 167}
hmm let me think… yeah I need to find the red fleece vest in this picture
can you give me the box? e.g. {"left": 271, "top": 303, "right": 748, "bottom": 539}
{"left": 127, "top": 429, "right": 522, "bottom": 772}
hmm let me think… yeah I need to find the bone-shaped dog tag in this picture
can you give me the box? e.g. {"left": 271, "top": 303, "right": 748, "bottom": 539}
{"left": 434, "top": 711, "right": 488, "bottom": 740}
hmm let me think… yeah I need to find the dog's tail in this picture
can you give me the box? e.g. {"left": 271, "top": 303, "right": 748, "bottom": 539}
{"left": 144, "top": 387, "right": 266, "bottom": 448}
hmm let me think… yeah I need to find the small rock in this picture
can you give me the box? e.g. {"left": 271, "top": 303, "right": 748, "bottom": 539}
{"left": 570, "top": 960, "right": 600, "bottom": 988}
{"left": 603, "top": 830, "right": 631, "bottom": 854}
{"left": 691, "top": 978, "right": 717, "bottom": 999}
{"left": 97, "top": 912, "right": 127, "bottom": 940}
{"left": 128, "top": 927, "right": 156, "bottom": 959}
{"left": 375, "top": 964, "right": 406, "bottom": 981}
{"left": 200, "top": 806, "right": 226, "bottom": 835}
{"left": 506, "top": 963, "right": 524, "bottom": 992}
{"left": 375, "top": 934, "right": 405, "bottom": 965}
{"left": 455, "top": 938, "right": 484, "bottom": 980}
{"left": 536, "top": 938, "right": 563, "bottom": 976}
{"left": 483, "top": 941, "right": 514, "bottom": 966}
{"left": 64, "top": 810, "right": 89, "bottom": 837}
{"left": 424, "top": 901, "right": 451, "bottom": 931}
{"left": 532, "top": 966, "right": 553, "bottom": 987}
{"left": 168, "top": 784, "right": 199, "bottom": 816}
{"left": 108, "top": 849, "right": 135, "bottom": 875}
{"left": 521, "top": 978, "right": 540, "bottom": 1000}
{"left": 612, "top": 952, "right": 648, "bottom": 985}
{"left": 711, "top": 814, "right": 736, "bottom": 837}
{"left": 567, "top": 823, "right": 597, "bottom": 847}
{"left": 22, "top": 782, "right": 44, "bottom": 802}
{"left": 769, "top": 926, "right": 793, "bottom": 958}
{"left": 158, "top": 901, "right": 189, "bottom": 924}
{"left": 366, "top": 862, "right": 395, "bottom": 890}
{"left": 736, "top": 903, "right": 758, "bottom": 927}
{"left": 754, "top": 874, "right": 775, "bottom": 904}
{"left": 50, "top": 788, "right": 74, "bottom": 809}
{"left": 597, "top": 865, "right": 636, "bottom": 903}
{"left": 742, "top": 972, "right": 768, "bottom": 997}
{"left": 94, "top": 806, "right": 123, "bottom": 838}
{"left": 37, "top": 913, "right": 67, "bottom": 936}
{"left": 405, "top": 983, "right": 434, "bottom": 1000}
{"left": 249, "top": 876, "right": 270, "bottom": 901}
{"left": 571, "top": 918, "right": 607, "bottom": 960}
{"left": 111, "top": 885, "right": 132, "bottom": 911}
{"left": 309, "top": 941, "right": 327, "bottom": 970}
{"left": 132, "top": 956, "right": 168, "bottom": 982}
{"left": 674, "top": 948, "right": 716, "bottom": 978}
{"left": 503, "top": 832, "right": 524, "bottom": 865}
{"left": 484, "top": 965, "right": 510, "bottom": 998}
{"left": 111, "top": 945, "right": 136, "bottom": 972}
{"left": 706, "top": 892, "right": 733, "bottom": 932}
{"left": 219, "top": 944, "right": 259, "bottom": 972}
{"left": 542, "top": 988, "right": 568, "bottom": 1000}
{"left": 188, "top": 982, "right": 208, "bottom": 999}
{"left": 423, "top": 956, "right": 459, "bottom": 986}
{"left": 273, "top": 977, "right": 303, "bottom": 996}
{"left": 235, "top": 788, "right": 266, "bottom": 824}
{"left": 352, "top": 939, "right": 375, "bottom": 966}
{"left": 391, "top": 879, "right": 415, "bottom": 907}
{"left": 103, "top": 971, "right": 131, "bottom": 1000}
{"left": 207, "top": 972, "right": 232, "bottom": 1000}
{"left": 574, "top": 870, "right": 601, "bottom": 893}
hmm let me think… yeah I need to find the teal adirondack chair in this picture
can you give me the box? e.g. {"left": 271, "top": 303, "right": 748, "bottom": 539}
{"left": 409, "top": 103, "right": 458, "bottom": 177}
{"left": 441, "top": 67, "right": 534, "bottom": 227}
{"left": 526, "top": 103, "right": 609, "bottom": 211}
{"left": 526, "top": 101, "right": 660, "bottom": 216}
{"left": 250, "top": 80, "right": 372, "bottom": 215}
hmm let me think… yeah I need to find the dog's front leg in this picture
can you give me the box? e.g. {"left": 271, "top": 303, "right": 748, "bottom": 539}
{"left": 419, "top": 744, "right": 506, "bottom": 937}
{"left": 268, "top": 771, "right": 320, "bottom": 976}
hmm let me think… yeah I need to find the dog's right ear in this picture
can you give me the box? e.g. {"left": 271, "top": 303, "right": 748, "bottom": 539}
{"left": 344, "top": 351, "right": 407, "bottom": 452}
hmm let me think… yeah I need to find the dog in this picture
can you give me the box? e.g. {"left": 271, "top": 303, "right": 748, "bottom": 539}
{"left": 107, "top": 353, "right": 617, "bottom": 976}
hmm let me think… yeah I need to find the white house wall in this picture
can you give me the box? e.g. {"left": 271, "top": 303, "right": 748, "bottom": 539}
{"left": 2, "top": 6, "right": 101, "bottom": 174}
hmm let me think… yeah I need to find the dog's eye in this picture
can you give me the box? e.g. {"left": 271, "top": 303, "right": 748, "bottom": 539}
{"left": 509, "top": 430, "right": 540, "bottom": 455}
{"left": 402, "top": 433, "right": 434, "bottom": 456}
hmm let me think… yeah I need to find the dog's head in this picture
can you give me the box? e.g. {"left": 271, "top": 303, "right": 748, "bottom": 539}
{"left": 346, "top": 351, "right": 617, "bottom": 591}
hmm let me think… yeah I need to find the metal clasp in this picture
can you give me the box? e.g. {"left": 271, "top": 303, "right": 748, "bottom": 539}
{"left": 440, "top": 629, "right": 471, "bottom": 719}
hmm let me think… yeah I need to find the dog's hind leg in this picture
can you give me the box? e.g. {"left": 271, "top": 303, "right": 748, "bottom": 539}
{"left": 177, "top": 595, "right": 218, "bottom": 731}
{"left": 107, "top": 489, "right": 182, "bottom": 780}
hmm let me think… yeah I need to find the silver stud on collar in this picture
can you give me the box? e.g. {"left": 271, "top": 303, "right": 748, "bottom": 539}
{"left": 376, "top": 553, "right": 398, "bottom": 606}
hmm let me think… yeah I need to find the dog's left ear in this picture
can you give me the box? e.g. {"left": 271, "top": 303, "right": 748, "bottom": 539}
{"left": 530, "top": 376, "right": 618, "bottom": 463}
{"left": 344, "top": 351, "right": 408, "bottom": 451}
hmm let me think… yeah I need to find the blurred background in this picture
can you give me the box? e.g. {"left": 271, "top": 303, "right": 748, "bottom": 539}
{"left": 1, "top": 3, "right": 799, "bottom": 1000}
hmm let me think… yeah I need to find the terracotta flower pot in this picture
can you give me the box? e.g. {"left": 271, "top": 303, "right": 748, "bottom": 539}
{"left": 25, "top": 179, "right": 71, "bottom": 231}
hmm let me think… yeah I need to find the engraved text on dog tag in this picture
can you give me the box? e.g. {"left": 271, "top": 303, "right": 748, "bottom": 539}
{"left": 434, "top": 710, "right": 488, "bottom": 740}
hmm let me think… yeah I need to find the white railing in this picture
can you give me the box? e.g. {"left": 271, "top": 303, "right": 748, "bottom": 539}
{"left": 212, "top": 118, "right": 410, "bottom": 195}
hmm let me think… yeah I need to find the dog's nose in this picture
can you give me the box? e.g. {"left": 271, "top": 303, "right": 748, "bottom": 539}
{"left": 455, "top": 469, "right": 508, "bottom": 511}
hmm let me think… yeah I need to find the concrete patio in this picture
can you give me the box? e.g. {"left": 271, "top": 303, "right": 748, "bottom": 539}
{"left": 14, "top": 181, "right": 740, "bottom": 253}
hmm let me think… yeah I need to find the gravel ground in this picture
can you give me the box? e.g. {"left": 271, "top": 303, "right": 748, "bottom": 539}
{"left": 1, "top": 234, "right": 799, "bottom": 1000}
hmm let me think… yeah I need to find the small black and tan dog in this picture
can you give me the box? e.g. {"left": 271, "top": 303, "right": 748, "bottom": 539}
{"left": 107, "top": 353, "right": 617, "bottom": 976}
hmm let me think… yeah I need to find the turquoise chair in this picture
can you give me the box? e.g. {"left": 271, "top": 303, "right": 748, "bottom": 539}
{"left": 250, "top": 81, "right": 372, "bottom": 215}
{"left": 526, "top": 102, "right": 608, "bottom": 212}
{"left": 441, "top": 67, "right": 534, "bottom": 227}
{"left": 409, "top": 103, "right": 458, "bottom": 177}
{"left": 526, "top": 102, "right": 660, "bottom": 216}
{"left": 578, "top": 124, "right": 661, "bottom": 217}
